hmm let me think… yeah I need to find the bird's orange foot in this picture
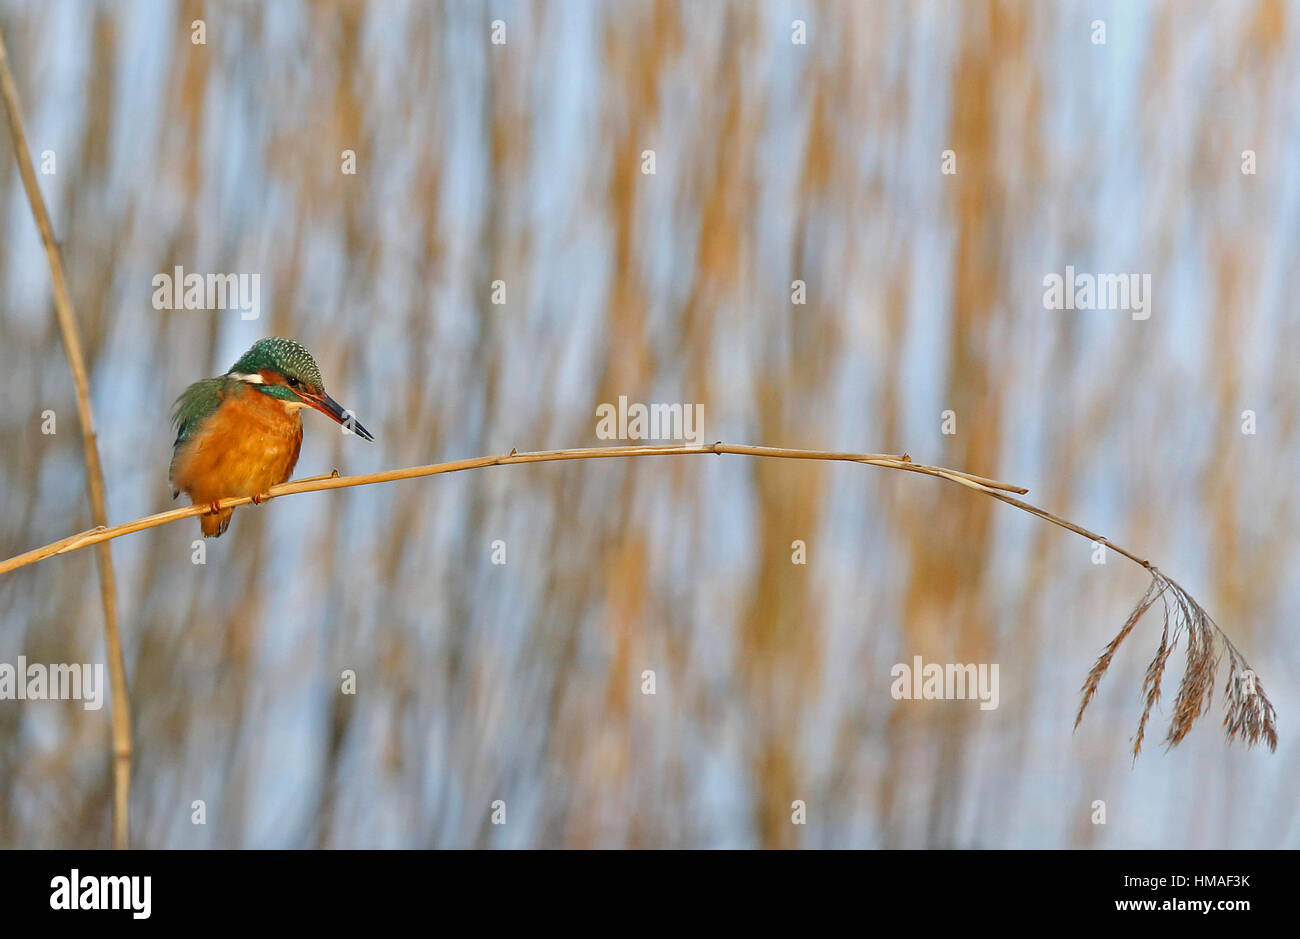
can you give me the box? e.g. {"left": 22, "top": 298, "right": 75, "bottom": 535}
{"left": 251, "top": 492, "right": 271, "bottom": 505}
{"left": 208, "top": 500, "right": 222, "bottom": 515}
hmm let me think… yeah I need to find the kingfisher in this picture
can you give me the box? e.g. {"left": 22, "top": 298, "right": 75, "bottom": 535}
{"left": 169, "top": 337, "right": 374, "bottom": 537}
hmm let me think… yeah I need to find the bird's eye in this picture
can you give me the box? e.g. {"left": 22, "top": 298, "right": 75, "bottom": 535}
{"left": 287, "top": 377, "right": 300, "bottom": 388}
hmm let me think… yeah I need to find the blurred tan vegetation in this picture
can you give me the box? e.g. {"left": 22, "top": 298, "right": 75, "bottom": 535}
{"left": 0, "top": 0, "right": 1296, "bottom": 848}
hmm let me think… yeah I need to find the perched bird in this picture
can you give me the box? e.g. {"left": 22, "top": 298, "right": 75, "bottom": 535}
{"left": 169, "top": 337, "right": 374, "bottom": 537}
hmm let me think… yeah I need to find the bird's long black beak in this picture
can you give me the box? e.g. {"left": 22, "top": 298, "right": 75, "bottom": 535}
{"left": 303, "top": 390, "right": 374, "bottom": 441}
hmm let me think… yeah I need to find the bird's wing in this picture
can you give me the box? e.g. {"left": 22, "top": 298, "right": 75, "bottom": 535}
{"left": 171, "top": 377, "right": 229, "bottom": 446}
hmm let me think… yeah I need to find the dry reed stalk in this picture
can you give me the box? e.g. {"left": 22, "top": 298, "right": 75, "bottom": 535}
{"left": 0, "top": 27, "right": 133, "bottom": 848}
{"left": 0, "top": 442, "right": 1278, "bottom": 757}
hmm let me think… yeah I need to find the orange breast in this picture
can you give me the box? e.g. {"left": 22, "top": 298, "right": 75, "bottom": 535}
{"left": 170, "top": 387, "right": 304, "bottom": 504}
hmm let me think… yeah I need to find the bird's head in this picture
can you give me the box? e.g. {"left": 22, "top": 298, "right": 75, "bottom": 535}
{"left": 227, "top": 337, "right": 374, "bottom": 441}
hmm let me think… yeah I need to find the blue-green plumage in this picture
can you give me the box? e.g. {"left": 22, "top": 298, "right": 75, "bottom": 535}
{"left": 171, "top": 377, "right": 228, "bottom": 445}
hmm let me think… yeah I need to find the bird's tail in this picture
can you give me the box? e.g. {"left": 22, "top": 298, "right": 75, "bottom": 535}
{"left": 200, "top": 508, "right": 233, "bottom": 538}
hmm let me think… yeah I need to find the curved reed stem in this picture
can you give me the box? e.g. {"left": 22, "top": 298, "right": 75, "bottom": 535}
{"left": 2, "top": 443, "right": 1018, "bottom": 572}
{"left": 0, "top": 440, "right": 1277, "bottom": 756}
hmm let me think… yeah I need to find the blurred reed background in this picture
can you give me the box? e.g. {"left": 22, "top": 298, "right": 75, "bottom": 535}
{"left": 0, "top": 0, "right": 1296, "bottom": 848}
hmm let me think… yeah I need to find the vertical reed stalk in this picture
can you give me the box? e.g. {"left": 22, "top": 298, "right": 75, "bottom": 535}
{"left": 0, "top": 28, "right": 132, "bottom": 849}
